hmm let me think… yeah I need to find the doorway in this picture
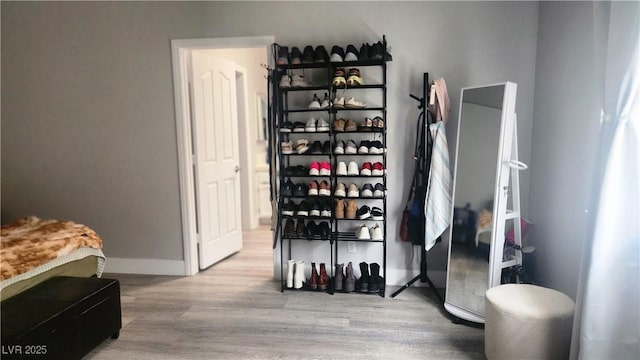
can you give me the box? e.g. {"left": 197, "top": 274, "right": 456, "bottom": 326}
{"left": 171, "top": 36, "right": 275, "bottom": 275}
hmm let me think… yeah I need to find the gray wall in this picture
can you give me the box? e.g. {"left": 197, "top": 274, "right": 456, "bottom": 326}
{"left": 529, "top": 2, "right": 602, "bottom": 299}
{"left": 1, "top": 2, "right": 538, "bottom": 281}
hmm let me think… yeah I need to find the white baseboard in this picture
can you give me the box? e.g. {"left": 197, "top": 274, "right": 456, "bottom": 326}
{"left": 104, "top": 258, "right": 186, "bottom": 276}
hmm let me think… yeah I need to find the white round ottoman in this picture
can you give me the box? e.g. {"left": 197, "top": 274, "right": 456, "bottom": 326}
{"left": 485, "top": 284, "right": 575, "bottom": 360}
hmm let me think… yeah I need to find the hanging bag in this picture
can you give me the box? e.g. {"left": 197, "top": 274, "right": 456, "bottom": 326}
{"left": 400, "top": 111, "right": 427, "bottom": 243}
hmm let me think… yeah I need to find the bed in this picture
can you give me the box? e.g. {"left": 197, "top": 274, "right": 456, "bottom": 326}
{"left": 1, "top": 216, "right": 106, "bottom": 300}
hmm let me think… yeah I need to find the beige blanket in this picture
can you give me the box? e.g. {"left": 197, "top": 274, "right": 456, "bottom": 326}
{"left": 1, "top": 216, "right": 103, "bottom": 281}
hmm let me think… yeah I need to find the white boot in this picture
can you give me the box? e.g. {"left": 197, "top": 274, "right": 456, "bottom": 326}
{"left": 286, "top": 259, "right": 295, "bottom": 288}
{"left": 294, "top": 260, "right": 305, "bottom": 289}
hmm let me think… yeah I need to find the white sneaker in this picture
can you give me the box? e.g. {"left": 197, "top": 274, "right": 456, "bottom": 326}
{"left": 347, "top": 183, "right": 359, "bottom": 197}
{"left": 291, "top": 74, "right": 308, "bottom": 87}
{"left": 345, "top": 97, "right": 366, "bottom": 109}
{"left": 336, "top": 162, "right": 348, "bottom": 176}
{"left": 334, "top": 140, "right": 345, "bottom": 154}
{"left": 333, "top": 97, "right": 345, "bottom": 109}
{"left": 370, "top": 224, "right": 383, "bottom": 240}
{"left": 347, "top": 161, "right": 359, "bottom": 176}
{"left": 320, "top": 94, "right": 331, "bottom": 109}
{"left": 279, "top": 75, "right": 291, "bottom": 88}
{"left": 334, "top": 183, "right": 346, "bottom": 197}
{"left": 356, "top": 224, "right": 371, "bottom": 240}
{"left": 308, "top": 94, "right": 321, "bottom": 109}
{"left": 345, "top": 140, "right": 357, "bottom": 154}
{"left": 305, "top": 117, "right": 317, "bottom": 132}
{"left": 316, "top": 117, "right": 330, "bottom": 132}
{"left": 373, "top": 183, "right": 385, "bottom": 197}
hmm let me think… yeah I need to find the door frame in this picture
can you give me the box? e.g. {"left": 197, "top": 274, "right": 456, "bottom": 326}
{"left": 171, "top": 36, "right": 274, "bottom": 276}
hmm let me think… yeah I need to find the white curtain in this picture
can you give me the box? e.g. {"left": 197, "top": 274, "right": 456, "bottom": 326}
{"left": 571, "top": 2, "right": 640, "bottom": 359}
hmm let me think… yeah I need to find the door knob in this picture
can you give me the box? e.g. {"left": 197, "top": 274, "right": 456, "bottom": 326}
{"left": 235, "top": 166, "right": 241, "bottom": 173}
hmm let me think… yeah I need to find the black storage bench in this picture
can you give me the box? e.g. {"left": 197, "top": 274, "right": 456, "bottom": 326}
{"left": 1, "top": 276, "right": 122, "bottom": 360}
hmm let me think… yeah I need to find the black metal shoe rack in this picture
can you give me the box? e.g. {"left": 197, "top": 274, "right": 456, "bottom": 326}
{"left": 273, "top": 37, "right": 390, "bottom": 297}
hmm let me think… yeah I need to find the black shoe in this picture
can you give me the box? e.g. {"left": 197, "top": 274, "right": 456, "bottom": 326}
{"left": 345, "top": 44, "right": 359, "bottom": 62}
{"left": 314, "top": 45, "right": 329, "bottom": 63}
{"left": 293, "top": 183, "right": 307, "bottom": 197}
{"left": 282, "top": 202, "right": 295, "bottom": 216}
{"left": 322, "top": 140, "right": 331, "bottom": 154}
{"left": 294, "top": 165, "right": 309, "bottom": 176}
{"left": 302, "top": 46, "right": 315, "bottom": 64}
{"left": 277, "top": 45, "right": 289, "bottom": 65}
{"left": 280, "top": 121, "right": 294, "bottom": 132}
{"left": 305, "top": 221, "right": 317, "bottom": 240}
{"left": 318, "top": 221, "right": 331, "bottom": 239}
{"left": 357, "top": 205, "right": 371, "bottom": 220}
{"left": 310, "top": 141, "right": 323, "bottom": 154}
{"left": 320, "top": 201, "right": 331, "bottom": 217}
{"left": 284, "top": 219, "right": 295, "bottom": 238}
{"left": 370, "top": 42, "right": 383, "bottom": 60}
{"left": 357, "top": 262, "right": 370, "bottom": 292}
{"left": 282, "top": 180, "right": 294, "bottom": 197}
{"left": 330, "top": 45, "right": 345, "bottom": 62}
{"left": 290, "top": 46, "right": 302, "bottom": 65}
{"left": 295, "top": 219, "right": 306, "bottom": 237}
{"left": 368, "top": 263, "right": 381, "bottom": 293}
{"left": 359, "top": 43, "right": 371, "bottom": 61}
{"left": 309, "top": 200, "right": 321, "bottom": 217}
{"left": 297, "top": 201, "right": 309, "bottom": 216}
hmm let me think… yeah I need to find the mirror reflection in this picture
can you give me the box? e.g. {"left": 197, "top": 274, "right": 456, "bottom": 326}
{"left": 446, "top": 84, "right": 505, "bottom": 319}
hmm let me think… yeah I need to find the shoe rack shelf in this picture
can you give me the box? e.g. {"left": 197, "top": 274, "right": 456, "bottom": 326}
{"left": 274, "top": 37, "right": 390, "bottom": 297}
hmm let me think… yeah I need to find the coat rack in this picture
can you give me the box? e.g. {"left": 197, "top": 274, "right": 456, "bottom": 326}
{"left": 391, "top": 73, "right": 444, "bottom": 305}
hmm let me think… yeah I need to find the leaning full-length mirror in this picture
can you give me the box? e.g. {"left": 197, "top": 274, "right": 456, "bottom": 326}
{"left": 444, "top": 82, "right": 517, "bottom": 323}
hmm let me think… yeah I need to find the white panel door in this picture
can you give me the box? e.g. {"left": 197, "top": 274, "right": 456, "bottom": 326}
{"left": 191, "top": 51, "right": 243, "bottom": 269}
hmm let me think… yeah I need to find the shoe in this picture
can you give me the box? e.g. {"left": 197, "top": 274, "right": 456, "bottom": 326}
{"left": 344, "top": 262, "right": 356, "bottom": 292}
{"left": 284, "top": 218, "right": 295, "bottom": 238}
{"left": 372, "top": 116, "right": 384, "bottom": 131}
{"left": 345, "top": 45, "right": 359, "bottom": 62}
{"left": 310, "top": 141, "right": 323, "bottom": 154}
{"left": 357, "top": 205, "right": 371, "bottom": 220}
{"left": 286, "top": 259, "right": 295, "bottom": 288}
{"left": 344, "top": 118, "right": 357, "bottom": 131}
{"left": 318, "top": 221, "right": 331, "bottom": 239}
{"left": 297, "top": 201, "right": 309, "bottom": 217}
{"left": 359, "top": 117, "right": 373, "bottom": 131}
{"left": 330, "top": 45, "right": 345, "bottom": 62}
{"left": 370, "top": 223, "right": 383, "bottom": 240}
{"left": 370, "top": 41, "right": 384, "bottom": 60}
{"left": 371, "top": 207, "right": 383, "bottom": 221}
{"left": 336, "top": 162, "right": 347, "bottom": 176}
{"left": 292, "top": 121, "right": 306, "bottom": 132}
{"left": 333, "top": 118, "right": 346, "bottom": 132}
{"left": 373, "top": 183, "right": 385, "bottom": 197}
{"left": 309, "top": 200, "right": 321, "bottom": 217}
{"left": 334, "top": 140, "right": 345, "bottom": 154}
{"left": 359, "top": 43, "right": 371, "bottom": 61}
{"left": 296, "top": 139, "right": 309, "bottom": 154}
{"left": 335, "top": 199, "right": 345, "bottom": 219}
{"left": 369, "top": 141, "right": 384, "bottom": 154}
{"left": 282, "top": 202, "right": 295, "bottom": 216}
{"left": 308, "top": 180, "right": 319, "bottom": 196}
{"left": 281, "top": 141, "right": 294, "bottom": 155}
{"left": 309, "top": 162, "right": 320, "bottom": 176}
{"left": 334, "top": 183, "right": 346, "bottom": 197}
{"left": 317, "top": 117, "right": 330, "bottom": 132}
{"left": 302, "top": 45, "right": 315, "bottom": 64}
{"left": 282, "top": 179, "right": 294, "bottom": 196}
{"left": 308, "top": 94, "right": 321, "bottom": 109}
{"left": 368, "top": 263, "right": 381, "bottom": 293}
{"left": 372, "top": 162, "right": 384, "bottom": 176}
{"left": 332, "top": 68, "right": 346, "bottom": 87}
{"left": 361, "top": 183, "right": 374, "bottom": 197}
{"left": 358, "top": 140, "right": 370, "bottom": 154}
{"left": 357, "top": 223, "right": 371, "bottom": 239}
{"left": 333, "top": 97, "right": 345, "bottom": 109}
{"left": 279, "top": 74, "right": 291, "bottom": 88}
{"left": 291, "top": 74, "right": 309, "bottom": 87}
{"left": 360, "top": 162, "right": 372, "bottom": 176}
{"left": 277, "top": 45, "right": 289, "bottom": 65}
{"left": 294, "top": 260, "right": 305, "bottom": 289}
{"left": 319, "top": 162, "right": 331, "bottom": 176}
{"left": 357, "top": 262, "right": 370, "bottom": 292}
{"left": 347, "top": 161, "right": 359, "bottom": 176}
{"left": 305, "top": 117, "right": 317, "bottom": 132}
{"left": 290, "top": 46, "right": 302, "bottom": 65}
{"left": 345, "top": 97, "right": 366, "bottom": 109}
{"left": 314, "top": 45, "right": 329, "bottom": 63}
{"left": 293, "top": 183, "right": 307, "bottom": 197}
{"left": 347, "top": 183, "right": 359, "bottom": 198}
{"left": 334, "top": 264, "right": 344, "bottom": 292}
{"left": 318, "top": 263, "right": 329, "bottom": 290}
{"left": 319, "top": 180, "right": 331, "bottom": 196}
{"left": 320, "top": 94, "right": 331, "bottom": 109}
{"left": 280, "top": 121, "right": 293, "bottom": 132}
{"left": 310, "top": 262, "right": 319, "bottom": 289}
{"left": 322, "top": 140, "right": 331, "bottom": 154}
{"left": 294, "top": 165, "right": 310, "bottom": 176}
{"left": 320, "top": 202, "right": 331, "bottom": 217}
{"left": 346, "top": 68, "right": 363, "bottom": 86}
{"left": 346, "top": 199, "right": 358, "bottom": 219}
{"left": 345, "top": 140, "right": 357, "bottom": 154}
{"left": 295, "top": 219, "right": 306, "bottom": 237}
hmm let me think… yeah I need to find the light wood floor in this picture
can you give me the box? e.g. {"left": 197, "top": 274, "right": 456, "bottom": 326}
{"left": 86, "top": 227, "right": 485, "bottom": 360}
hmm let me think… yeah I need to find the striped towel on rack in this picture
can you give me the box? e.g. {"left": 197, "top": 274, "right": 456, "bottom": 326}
{"left": 424, "top": 121, "right": 452, "bottom": 251}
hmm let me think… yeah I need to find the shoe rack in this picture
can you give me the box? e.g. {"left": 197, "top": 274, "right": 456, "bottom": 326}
{"left": 273, "top": 37, "right": 390, "bottom": 297}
